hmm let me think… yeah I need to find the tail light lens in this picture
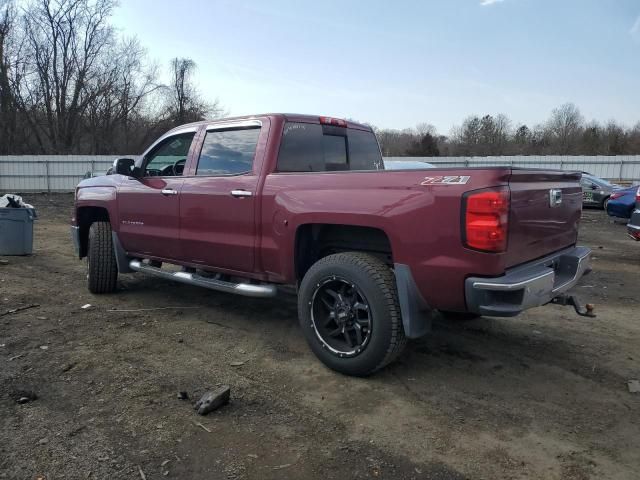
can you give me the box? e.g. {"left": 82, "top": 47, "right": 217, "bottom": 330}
{"left": 462, "top": 188, "right": 510, "bottom": 253}
{"left": 609, "top": 192, "right": 623, "bottom": 200}
{"left": 636, "top": 187, "right": 640, "bottom": 203}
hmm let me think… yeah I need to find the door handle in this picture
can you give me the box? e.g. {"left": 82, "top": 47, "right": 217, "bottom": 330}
{"left": 230, "top": 190, "right": 252, "bottom": 198}
{"left": 161, "top": 188, "right": 178, "bottom": 196}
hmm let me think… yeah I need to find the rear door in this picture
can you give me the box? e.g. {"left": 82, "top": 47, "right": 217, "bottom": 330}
{"left": 178, "top": 120, "right": 264, "bottom": 273}
{"left": 117, "top": 128, "right": 198, "bottom": 260}
{"left": 506, "top": 169, "right": 582, "bottom": 267}
{"left": 581, "top": 177, "right": 600, "bottom": 206}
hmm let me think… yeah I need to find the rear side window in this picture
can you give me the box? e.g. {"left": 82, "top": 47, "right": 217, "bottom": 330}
{"left": 276, "top": 122, "right": 382, "bottom": 172}
{"left": 196, "top": 127, "right": 260, "bottom": 176}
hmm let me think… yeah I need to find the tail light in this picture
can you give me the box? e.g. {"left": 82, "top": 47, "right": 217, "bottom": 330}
{"left": 609, "top": 192, "right": 623, "bottom": 201}
{"left": 462, "top": 187, "right": 510, "bottom": 253}
{"left": 319, "top": 116, "right": 347, "bottom": 127}
{"left": 636, "top": 187, "right": 640, "bottom": 204}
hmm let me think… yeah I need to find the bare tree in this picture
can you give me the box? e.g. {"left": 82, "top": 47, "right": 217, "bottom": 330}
{"left": 374, "top": 127, "right": 420, "bottom": 156}
{"left": 492, "top": 113, "right": 511, "bottom": 154}
{"left": 414, "top": 122, "right": 436, "bottom": 137}
{"left": 0, "top": 1, "right": 226, "bottom": 155}
{"left": 546, "top": 102, "right": 584, "bottom": 154}
{"left": 451, "top": 115, "right": 482, "bottom": 155}
{"left": 84, "top": 37, "right": 160, "bottom": 152}
{"left": 11, "top": 0, "right": 117, "bottom": 152}
{"left": 0, "top": 0, "right": 16, "bottom": 154}
{"left": 512, "top": 124, "right": 531, "bottom": 153}
{"left": 603, "top": 120, "right": 626, "bottom": 155}
{"left": 628, "top": 122, "right": 640, "bottom": 154}
{"left": 376, "top": 106, "right": 640, "bottom": 157}
{"left": 580, "top": 122, "right": 601, "bottom": 155}
{"left": 164, "top": 57, "right": 223, "bottom": 126}
{"left": 406, "top": 132, "right": 439, "bottom": 156}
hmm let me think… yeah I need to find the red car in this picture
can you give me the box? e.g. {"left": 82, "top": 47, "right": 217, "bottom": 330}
{"left": 71, "top": 114, "right": 592, "bottom": 375}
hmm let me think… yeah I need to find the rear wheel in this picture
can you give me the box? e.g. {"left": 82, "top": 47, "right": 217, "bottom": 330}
{"left": 87, "top": 221, "right": 118, "bottom": 293}
{"left": 298, "top": 252, "right": 406, "bottom": 376}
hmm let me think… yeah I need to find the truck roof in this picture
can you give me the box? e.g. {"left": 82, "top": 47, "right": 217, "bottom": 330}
{"left": 167, "top": 113, "right": 373, "bottom": 134}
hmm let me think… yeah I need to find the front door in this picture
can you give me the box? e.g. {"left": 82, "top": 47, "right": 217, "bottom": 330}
{"left": 117, "top": 129, "right": 198, "bottom": 260}
{"left": 179, "top": 122, "right": 263, "bottom": 273}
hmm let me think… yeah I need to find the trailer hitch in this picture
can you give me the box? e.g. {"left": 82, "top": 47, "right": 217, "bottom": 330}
{"left": 551, "top": 294, "right": 596, "bottom": 318}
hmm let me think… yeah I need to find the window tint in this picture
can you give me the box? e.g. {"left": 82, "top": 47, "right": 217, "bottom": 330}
{"left": 277, "top": 123, "right": 324, "bottom": 172}
{"left": 277, "top": 122, "right": 382, "bottom": 172}
{"left": 144, "top": 132, "right": 195, "bottom": 176}
{"left": 323, "top": 135, "right": 347, "bottom": 170}
{"left": 349, "top": 129, "right": 384, "bottom": 170}
{"left": 196, "top": 128, "right": 260, "bottom": 176}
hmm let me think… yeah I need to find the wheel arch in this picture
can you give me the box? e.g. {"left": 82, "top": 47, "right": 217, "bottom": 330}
{"left": 293, "top": 223, "right": 393, "bottom": 283}
{"left": 294, "top": 223, "right": 433, "bottom": 340}
{"left": 76, "top": 206, "right": 111, "bottom": 258}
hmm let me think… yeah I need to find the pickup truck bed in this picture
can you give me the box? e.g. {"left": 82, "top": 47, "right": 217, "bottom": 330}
{"left": 71, "top": 113, "right": 592, "bottom": 376}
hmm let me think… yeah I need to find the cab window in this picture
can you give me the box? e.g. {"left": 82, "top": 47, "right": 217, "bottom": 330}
{"left": 143, "top": 132, "right": 195, "bottom": 177}
{"left": 276, "top": 122, "right": 383, "bottom": 172}
{"left": 196, "top": 127, "right": 261, "bottom": 176}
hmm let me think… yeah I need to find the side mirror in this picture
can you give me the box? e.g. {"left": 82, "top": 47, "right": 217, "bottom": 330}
{"left": 591, "top": 184, "right": 598, "bottom": 190}
{"left": 113, "top": 158, "right": 136, "bottom": 177}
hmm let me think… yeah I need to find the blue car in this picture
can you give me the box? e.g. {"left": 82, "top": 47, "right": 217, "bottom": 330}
{"left": 627, "top": 188, "right": 640, "bottom": 240}
{"left": 606, "top": 186, "right": 638, "bottom": 219}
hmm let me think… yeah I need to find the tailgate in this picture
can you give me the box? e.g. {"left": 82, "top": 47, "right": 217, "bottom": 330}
{"left": 505, "top": 169, "right": 582, "bottom": 268}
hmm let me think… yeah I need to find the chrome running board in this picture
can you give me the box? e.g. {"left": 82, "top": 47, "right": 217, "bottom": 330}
{"left": 128, "top": 260, "right": 277, "bottom": 298}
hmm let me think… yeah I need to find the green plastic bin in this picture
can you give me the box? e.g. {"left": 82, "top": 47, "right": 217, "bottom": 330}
{"left": 0, "top": 208, "right": 37, "bottom": 255}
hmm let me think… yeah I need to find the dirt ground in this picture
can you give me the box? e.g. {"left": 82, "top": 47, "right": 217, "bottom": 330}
{"left": 1, "top": 193, "right": 639, "bottom": 480}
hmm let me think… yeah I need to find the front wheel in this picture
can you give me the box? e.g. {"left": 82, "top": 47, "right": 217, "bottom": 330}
{"left": 87, "top": 221, "right": 118, "bottom": 294}
{"left": 298, "top": 252, "right": 406, "bottom": 376}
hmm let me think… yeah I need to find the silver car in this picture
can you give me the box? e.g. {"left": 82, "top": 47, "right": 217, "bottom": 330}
{"left": 581, "top": 173, "right": 621, "bottom": 209}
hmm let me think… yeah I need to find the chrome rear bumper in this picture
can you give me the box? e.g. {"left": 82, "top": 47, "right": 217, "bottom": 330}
{"left": 465, "top": 246, "right": 592, "bottom": 317}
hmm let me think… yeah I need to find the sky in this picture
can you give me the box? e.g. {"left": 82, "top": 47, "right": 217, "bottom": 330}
{"left": 112, "top": 0, "right": 640, "bottom": 134}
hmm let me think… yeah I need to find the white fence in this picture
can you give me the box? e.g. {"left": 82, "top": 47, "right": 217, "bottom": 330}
{"left": 0, "top": 155, "right": 130, "bottom": 192}
{"left": 1, "top": 154, "right": 640, "bottom": 192}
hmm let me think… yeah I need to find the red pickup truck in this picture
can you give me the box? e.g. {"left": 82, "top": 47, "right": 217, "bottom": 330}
{"left": 71, "top": 114, "right": 592, "bottom": 376}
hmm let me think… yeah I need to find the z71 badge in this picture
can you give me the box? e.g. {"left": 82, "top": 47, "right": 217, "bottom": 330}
{"left": 421, "top": 175, "right": 470, "bottom": 186}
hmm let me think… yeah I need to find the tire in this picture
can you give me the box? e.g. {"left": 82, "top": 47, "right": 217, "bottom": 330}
{"left": 602, "top": 197, "right": 610, "bottom": 210}
{"left": 298, "top": 252, "right": 406, "bottom": 376}
{"left": 87, "top": 221, "right": 118, "bottom": 294}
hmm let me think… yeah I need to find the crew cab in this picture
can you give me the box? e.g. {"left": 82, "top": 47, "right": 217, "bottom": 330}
{"left": 71, "top": 114, "right": 592, "bottom": 376}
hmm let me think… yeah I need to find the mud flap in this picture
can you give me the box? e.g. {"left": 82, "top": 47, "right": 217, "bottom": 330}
{"left": 394, "top": 263, "right": 433, "bottom": 338}
{"left": 111, "top": 232, "right": 134, "bottom": 273}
